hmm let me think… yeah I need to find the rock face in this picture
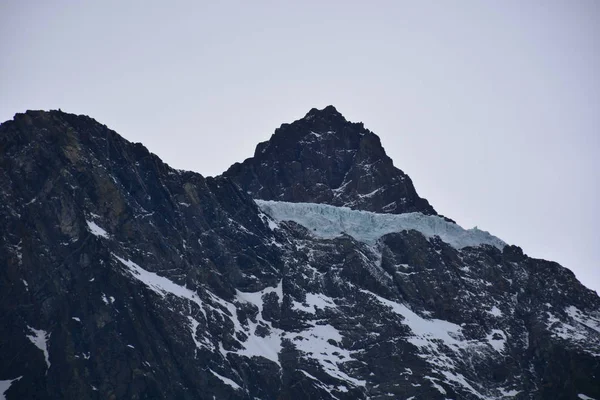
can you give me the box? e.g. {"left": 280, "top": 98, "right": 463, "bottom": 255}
{"left": 224, "top": 105, "right": 437, "bottom": 215}
{"left": 0, "top": 108, "right": 599, "bottom": 400}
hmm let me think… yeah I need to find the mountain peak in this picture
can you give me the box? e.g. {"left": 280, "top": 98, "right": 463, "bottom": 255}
{"left": 223, "top": 107, "right": 437, "bottom": 215}
{"left": 304, "top": 105, "right": 345, "bottom": 120}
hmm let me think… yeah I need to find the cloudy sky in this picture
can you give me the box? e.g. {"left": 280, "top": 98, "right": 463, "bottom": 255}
{"left": 1, "top": 1, "right": 598, "bottom": 292}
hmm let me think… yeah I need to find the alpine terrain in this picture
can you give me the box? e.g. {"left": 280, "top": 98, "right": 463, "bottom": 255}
{"left": 0, "top": 106, "right": 599, "bottom": 400}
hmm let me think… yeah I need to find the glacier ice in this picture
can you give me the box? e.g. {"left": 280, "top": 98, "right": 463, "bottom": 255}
{"left": 256, "top": 200, "right": 506, "bottom": 250}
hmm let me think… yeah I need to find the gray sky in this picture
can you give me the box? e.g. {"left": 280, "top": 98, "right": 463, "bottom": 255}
{"left": 1, "top": 1, "right": 598, "bottom": 293}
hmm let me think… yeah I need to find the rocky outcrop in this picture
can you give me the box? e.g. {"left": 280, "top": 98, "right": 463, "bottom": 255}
{"left": 0, "top": 109, "right": 598, "bottom": 399}
{"left": 224, "top": 105, "right": 437, "bottom": 215}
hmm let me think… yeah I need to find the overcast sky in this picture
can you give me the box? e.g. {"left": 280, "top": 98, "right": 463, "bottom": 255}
{"left": 1, "top": 1, "right": 598, "bottom": 293}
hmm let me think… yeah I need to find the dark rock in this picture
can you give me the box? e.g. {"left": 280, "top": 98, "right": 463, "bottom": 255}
{"left": 224, "top": 106, "right": 437, "bottom": 215}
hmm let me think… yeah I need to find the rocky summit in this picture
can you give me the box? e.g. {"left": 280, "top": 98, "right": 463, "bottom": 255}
{"left": 224, "top": 106, "right": 437, "bottom": 216}
{"left": 0, "top": 107, "right": 599, "bottom": 400}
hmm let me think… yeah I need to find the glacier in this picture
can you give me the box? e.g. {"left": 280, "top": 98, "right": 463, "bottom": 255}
{"left": 256, "top": 200, "right": 506, "bottom": 250}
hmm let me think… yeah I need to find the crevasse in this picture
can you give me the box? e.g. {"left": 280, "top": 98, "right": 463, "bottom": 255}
{"left": 256, "top": 200, "right": 506, "bottom": 250}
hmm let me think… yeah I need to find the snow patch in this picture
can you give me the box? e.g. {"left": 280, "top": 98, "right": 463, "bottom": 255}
{"left": 112, "top": 254, "right": 206, "bottom": 318}
{"left": 267, "top": 219, "right": 279, "bottom": 231}
{"left": 425, "top": 376, "right": 447, "bottom": 395}
{"left": 288, "top": 322, "right": 365, "bottom": 387}
{"left": 256, "top": 200, "right": 505, "bottom": 250}
{"left": 300, "top": 369, "right": 348, "bottom": 398}
{"left": 441, "top": 370, "right": 488, "bottom": 399}
{"left": 567, "top": 306, "right": 600, "bottom": 335}
{"left": 0, "top": 377, "right": 21, "bottom": 400}
{"left": 210, "top": 369, "right": 242, "bottom": 391}
{"left": 233, "top": 283, "right": 283, "bottom": 366}
{"left": 208, "top": 283, "right": 284, "bottom": 366}
{"left": 292, "top": 292, "right": 337, "bottom": 314}
{"left": 578, "top": 394, "right": 596, "bottom": 400}
{"left": 101, "top": 293, "right": 115, "bottom": 305}
{"left": 486, "top": 329, "right": 507, "bottom": 352}
{"left": 86, "top": 220, "right": 109, "bottom": 238}
{"left": 359, "top": 289, "right": 467, "bottom": 350}
{"left": 187, "top": 316, "right": 213, "bottom": 352}
{"left": 359, "top": 288, "right": 509, "bottom": 398}
{"left": 300, "top": 370, "right": 341, "bottom": 399}
{"left": 499, "top": 388, "right": 521, "bottom": 397}
{"left": 488, "top": 306, "right": 502, "bottom": 317}
{"left": 26, "top": 327, "right": 50, "bottom": 369}
{"left": 545, "top": 309, "right": 600, "bottom": 357}
{"left": 358, "top": 188, "right": 383, "bottom": 198}
{"left": 259, "top": 210, "right": 279, "bottom": 231}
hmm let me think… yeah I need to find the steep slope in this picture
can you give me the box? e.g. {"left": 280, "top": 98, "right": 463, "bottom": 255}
{"left": 224, "top": 105, "right": 437, "bottom": 215}
{"left": 0, "top": 110, "right": 285, "bottom": 399}
{"left": 0, "top": 109, "right": 599, "bottom": 400}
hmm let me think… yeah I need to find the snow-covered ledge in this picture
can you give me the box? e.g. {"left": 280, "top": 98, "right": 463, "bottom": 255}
{"left": 256, "top": 200, "right": 506, "bottom": 250}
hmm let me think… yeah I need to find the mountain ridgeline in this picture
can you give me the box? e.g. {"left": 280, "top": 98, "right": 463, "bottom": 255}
{"left": 0, "top": 107, "right": 598, "bottom": 400}
{"left": 224, "top": 106, "right": 437, "bottom": 216}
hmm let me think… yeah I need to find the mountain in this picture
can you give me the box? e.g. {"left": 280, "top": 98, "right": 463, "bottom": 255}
{"left": 224, "top": 106, "right": 437, "bottom": 216}
{"left": 0, "top": 108, "right": 599, "bottom": 400}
